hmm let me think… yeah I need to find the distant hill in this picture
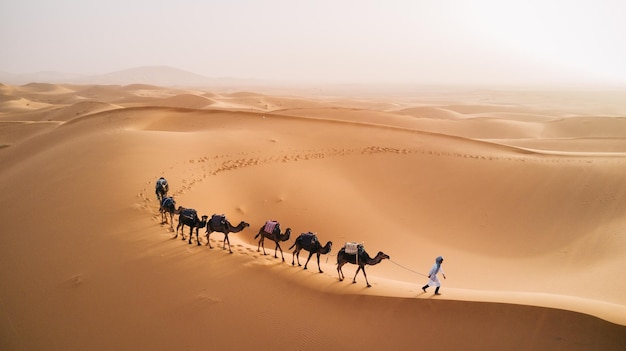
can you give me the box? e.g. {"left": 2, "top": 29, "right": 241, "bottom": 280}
{"left": 0, "top": 66, "right": 265, "bottom": 88}
{"left": 87, "top": 66, "right": 213, "bottom": 86}
{"left": 0, "top": 70, "right": 88, "bottom": 85}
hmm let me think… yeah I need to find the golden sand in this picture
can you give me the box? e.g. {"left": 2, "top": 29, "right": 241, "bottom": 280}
{"left": 1, "top": 83, "right": 625, "bottom": 350}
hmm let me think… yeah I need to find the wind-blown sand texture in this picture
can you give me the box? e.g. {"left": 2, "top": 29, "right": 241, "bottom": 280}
{"left": 1, "top": 82, "right": 625, "bottom": 350}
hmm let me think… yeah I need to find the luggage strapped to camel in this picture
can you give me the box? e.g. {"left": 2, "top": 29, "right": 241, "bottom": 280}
{"left": 344, "top": 242, "right": 364, "bottom": 265}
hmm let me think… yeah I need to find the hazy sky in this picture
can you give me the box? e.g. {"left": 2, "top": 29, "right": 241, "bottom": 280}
{"left": 2, "top": 0, "right": 625, "bottom": 85}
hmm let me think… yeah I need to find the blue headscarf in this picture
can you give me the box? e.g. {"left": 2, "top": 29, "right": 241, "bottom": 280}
{"left": 435, "top": 256, "right": 444, "bottom": 271}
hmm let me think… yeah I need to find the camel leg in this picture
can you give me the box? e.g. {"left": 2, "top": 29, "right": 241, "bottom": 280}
{"left": 337, "top": 262, "right": 345, "bottom": 281}
{"left": 224, "top": 234, "right": 232, "bottom": 253}
{"left": 178, "top": 223, "right": 185, "bottom": 241}
{"left": 353, "top": 266, "right": 371, "bottom": 287}
{"left": 275, "top": 243, "right": 284, "bottom": 261}
{"left": 304, "top": 251, "right": 314, "bottom": 270}
{"left": 257, "top": 237, "right": 267, "bottom": 255}
{"left": 173, "top": 222, "right": 180, "bottom": 239}
{"left": 292, "top": 248, "right": 300, "bottom": 266}
{"left": 316, "top": 253, "right": 323, "bottom": 273}
{"left": 188, "top": 226, "right": 194, "bottom": 245}
{"left": 352, "top": 266, "right": 361, "bottom": 284}
{"left": 195, "top": 227, "right": 201, "bottom": 246}
{"left": 205, "top": 230, "right": 213, "bottom": 248}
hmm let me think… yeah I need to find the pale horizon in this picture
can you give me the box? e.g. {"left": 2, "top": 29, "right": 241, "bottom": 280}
{"left": 2, "top": 0, "right": 626, "bottom": 86}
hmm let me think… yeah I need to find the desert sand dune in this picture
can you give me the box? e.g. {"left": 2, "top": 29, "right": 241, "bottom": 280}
{"left": 18, "top": 82, "right": 76, "bottom": 95}
{"left": 542, "top": 116, "right": 626, "bottom": 138}
{"left": 154, "top": 94, "right": 216, "bottom": 109}
{"left": 44, "top": 101, "right": 120, "bottom": 121}
{"left": 121, "top": 83, "right": 167, "bottom": 91}
{"left": 1, "top": 83, "right": 625, "bottom": 350}
{"left": 0, "top": 121, "right": 61, "bottom": 146}
{"left": 394, "top": 106, "right": 467, "bottom": 119}
{"left": 70, "top": 84, "right": 135, "bottom": 102}
{"left": 0, "top": 97, "right": 57, "bottom": 113}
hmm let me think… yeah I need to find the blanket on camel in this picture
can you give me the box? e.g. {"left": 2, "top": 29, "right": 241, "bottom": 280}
{"left": 264, "top": 220, "right": 279, "bottom": 234}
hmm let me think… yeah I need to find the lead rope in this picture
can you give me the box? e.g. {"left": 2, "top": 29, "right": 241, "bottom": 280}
{"left": 389, "top": 259, "right": 428, "bottom": 277}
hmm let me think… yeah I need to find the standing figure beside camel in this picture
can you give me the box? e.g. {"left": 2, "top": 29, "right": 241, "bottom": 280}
{"left": 422, "top": 256, "right": 446, "bottom": 295}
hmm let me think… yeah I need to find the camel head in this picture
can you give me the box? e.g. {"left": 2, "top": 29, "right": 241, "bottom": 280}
{"left": 322, "top": 241, "right": 333, "bottom": 254}
{"left": 376, "top": 251, "right": 390, "bottom": 261}
{"left": 284, "top": 228, "right": 292, "bottom": 240}
{"left": 241, "top": 221, "right": 250, "bottom": 229}
{"left": 200, "top": 215, "right": 209, "bottom": 227}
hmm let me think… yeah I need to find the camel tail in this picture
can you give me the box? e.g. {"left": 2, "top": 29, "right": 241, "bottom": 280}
{"left": 254, "top": 232, "right": 261, "bottom": 239}
{"left": 288, "top": 242, "right": 296, "bottom": 250}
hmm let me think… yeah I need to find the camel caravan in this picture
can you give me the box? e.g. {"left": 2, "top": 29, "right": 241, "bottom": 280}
{"left": 156, "top": 177, "right": 390, "bottom": 287}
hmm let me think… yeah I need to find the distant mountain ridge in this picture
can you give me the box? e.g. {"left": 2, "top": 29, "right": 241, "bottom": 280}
{"left": 0, "top": 66, "right": 262, "bottom": 87}
{"left": 88, "top": 66, "right": 213, "bottom": 86}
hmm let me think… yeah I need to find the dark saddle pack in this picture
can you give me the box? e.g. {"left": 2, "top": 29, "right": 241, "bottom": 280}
{"left": 210, "top": 214, "right": 226, "bottom": 228}
{"left": 299, "top": 232, "right": 318, "bottom": 247}
{"left": 161, "top": 196, "right": 175, "bottom": 208}
{"left": 181, "top": 208, "right": 198, "bottom": 221}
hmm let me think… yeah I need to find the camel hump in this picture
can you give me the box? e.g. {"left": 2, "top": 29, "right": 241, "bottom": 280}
{"left": 161, "top": 196, "right": 175, "bottom": 207}
{"left": 181, "top": 208, "right": 197, "bottom": 219}
{"left": 299, "top": 232, "right": 317, "bottom": 246}
{"left": 210, "top": 214, "right": 226, "bottom": 227}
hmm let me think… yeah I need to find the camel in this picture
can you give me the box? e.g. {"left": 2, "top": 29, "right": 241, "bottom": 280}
{"left": 254, "top": 221, "right": 292, "bottom": 261}
{"left": 155, "top": 177, "right": 169, "bottom": 202}
{"left": 289, "top": 232, "right": 332, "bottom": 273}
{"left": 174, "top": 208, "right": 208, "bottom": 245}
{"left": 159, "top": 196, "right": 182, "bottom": 231}
{"left": 205, "top": 214, "right": 250, "bottom": 253}
{"left": 336, "top": 247, "right": 390, "bottom": 287}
